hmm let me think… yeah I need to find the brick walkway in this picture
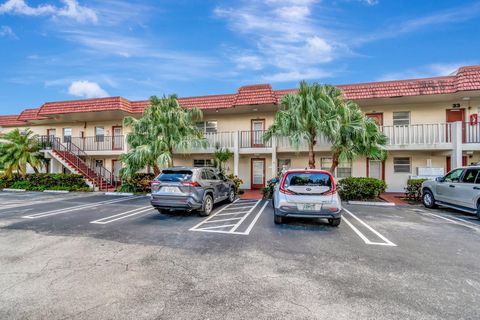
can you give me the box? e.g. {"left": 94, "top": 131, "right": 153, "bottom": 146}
{"left": 240, "top": 189, "right": 263, "bottom": 200}
{"left": 379, "top": 192, "right": 409, "bottom": 205}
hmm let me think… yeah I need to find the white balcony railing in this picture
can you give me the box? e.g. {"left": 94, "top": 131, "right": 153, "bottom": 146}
{"left": 380, "top": 123, "right": 452, "bottom": 145}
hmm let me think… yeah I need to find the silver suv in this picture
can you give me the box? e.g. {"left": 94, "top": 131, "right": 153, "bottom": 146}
{"left": 150, "top": 167, "right": 235, "bottom": 216}
{"left": 422, "top": 166, "right": 480, "bottom": 218}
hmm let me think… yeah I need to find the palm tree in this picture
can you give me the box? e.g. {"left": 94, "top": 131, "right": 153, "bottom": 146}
{"left": 0, "top": 128, "right": 46, "bottom": 177}
{"left": 265, "top": 81, "right": 387, "bottom": 173}
{"left": 213, "top": 146, "right": 233, "bottom": 174}
{"left": 121, "top": 95, "right": 206, "bottom": 177}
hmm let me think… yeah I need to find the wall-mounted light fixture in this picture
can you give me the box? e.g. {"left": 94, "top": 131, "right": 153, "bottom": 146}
{"left": 452, "top": 103, "right": 461, "bottom": 108}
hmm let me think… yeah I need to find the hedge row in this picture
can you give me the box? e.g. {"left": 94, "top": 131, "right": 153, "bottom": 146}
{"left": 337, "top": 177, "right": 387, "bottom": 201}
{"left": 118, "top": 173, "right": 156, "bottom": 193}
{"left": 0, "top": 173, "right": 90, "bottom": 191}
{"left": 405, "top": 178, "right": 428, "bottom": 201}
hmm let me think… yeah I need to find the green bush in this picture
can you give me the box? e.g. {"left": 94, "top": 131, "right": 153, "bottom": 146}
{"left": 337, "top": 177, "right": 387, "bottom": 201}
{"left": 405, "top": 178, "right": 428, "bottom": 201}
{"left": 227, "top": 174, "right": 243, "bottom": 195}
{"left": 118, "top": 173, "right": 156, "bottom": 193}
{"left": 0, "top": 173, "right": 90, "bottom": 191}
{"left": 262, "top": 177, "right": 279, "bottom": 199}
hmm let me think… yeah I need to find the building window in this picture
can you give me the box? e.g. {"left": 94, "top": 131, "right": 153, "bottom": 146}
{"left": 63, "top": 128, "right": 72, "bottom": 143}
{"left": 196, "top": 121, "right": 217, "bottom": 134}
{"left": 193, "top": 159, "right": 213, "bottom": 167}
{"left": 393, "top": 157, "right": 411, "bottom": 173}
{"left": 336, "top": 161, "right": 352, "bottom": 178}
{"left": 393, "top": 111, "right": 410, "bottom": 126}
{"left": 95, "top": 127, "right": 105, "bottom": 142}
{"left": 277, "top": 159, "right": 291, "bottom": 175}
{"left": 320, "top": 157, "right": 351, "bottom": 178}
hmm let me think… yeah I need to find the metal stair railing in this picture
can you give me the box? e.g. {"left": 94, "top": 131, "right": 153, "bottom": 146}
{"left": 39, "top": 135, "right": 117, "bottom": 191}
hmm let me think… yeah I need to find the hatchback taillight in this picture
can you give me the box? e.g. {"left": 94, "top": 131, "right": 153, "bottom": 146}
{"left": 181, "top": 181, "right": 200, "bottom": 187}
{"left": 279, "top": 186, "right": 296, "bottom": 195}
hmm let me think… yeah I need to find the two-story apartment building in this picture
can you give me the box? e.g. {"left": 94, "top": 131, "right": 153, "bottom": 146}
{"left": 1, "top": 65, "right": 480, "bottom": 192}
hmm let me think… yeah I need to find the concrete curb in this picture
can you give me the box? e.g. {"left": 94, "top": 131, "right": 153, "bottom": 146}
{"left": 43, "top": 190, "right": 70, "bottom": 194}
{"left": 2, "top": 188, "right": 26, "bottom": 192}
{"left": 104, "top": 192, "right": 134, "bottom": 196}
{"left": 348, "top": 201, "right": 395, "bottom": 207}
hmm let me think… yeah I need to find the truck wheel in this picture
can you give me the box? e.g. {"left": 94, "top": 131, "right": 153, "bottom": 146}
{"left": 199, "top": 194, "right": 213, "bottom": 216}
{"left": 328, "top": 218, "right": 341, "bottom": 227}
{"left": 422, "top": 190, "right": 437, "bottom": 209}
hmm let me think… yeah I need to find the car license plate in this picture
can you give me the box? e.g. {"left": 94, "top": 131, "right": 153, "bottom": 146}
{"left": 303, "top": 204, "right": 317, "bottom": 211}
{"left": 162, "top": 186, "right": 181, "bottom": 193}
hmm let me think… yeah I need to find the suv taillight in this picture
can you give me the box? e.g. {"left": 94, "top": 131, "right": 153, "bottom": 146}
{"left": 181, "top": 181, "right": 200, "bottom": 187}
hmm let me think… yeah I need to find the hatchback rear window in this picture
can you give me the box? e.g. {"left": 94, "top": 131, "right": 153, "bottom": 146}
{"left": 283, "top": 172, "right": 332, "bottom": 188}
{"left": 157, "top": 170, "right": 193, "bottom": 182}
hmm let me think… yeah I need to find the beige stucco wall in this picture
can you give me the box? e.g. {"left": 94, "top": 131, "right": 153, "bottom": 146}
{"left": 359, "top": 97, "right": 480, "bottom": 126}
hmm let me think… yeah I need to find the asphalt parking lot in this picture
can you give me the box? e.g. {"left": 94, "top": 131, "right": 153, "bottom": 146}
{"left": 0, "top": 191, "right": 480, "bottom": 319}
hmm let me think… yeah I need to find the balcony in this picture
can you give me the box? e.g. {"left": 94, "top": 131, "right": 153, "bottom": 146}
{"left": 380, "top": 123, "right": 453, "bottom": 150}
{"left": 69, "top": 136, "right": 124, "bottom": 152}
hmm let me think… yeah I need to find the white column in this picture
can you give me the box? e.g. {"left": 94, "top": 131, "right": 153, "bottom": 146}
{"left": 271, "top": 136, "right": 277, "bottom": 178}
{"left": 233, "top": 131, "right": 239, "bottom": 176}
{"left": 451, "top": 121, "right": 463, "bottom": 169}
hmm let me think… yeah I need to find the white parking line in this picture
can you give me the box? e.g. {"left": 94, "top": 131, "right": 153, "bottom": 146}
{"left": 343, "top": 208, "right": 397, "bottom": 247}
{"left": 0, "top": 193, "right": 91, "bottom": 211}
{"left": 90, "top": 206, "right": 153, "bottom": 224}
{"left": 190, "top": 199, "right": 268, "bottom": 235}
{"left": 204, "top": 217, "right": 242, "bottom": 224}
{"left": 22, "top": 196, "right": 140, "bottom": 219}
{"left": 418, "top": 210, "right": 480, "bottom": 232}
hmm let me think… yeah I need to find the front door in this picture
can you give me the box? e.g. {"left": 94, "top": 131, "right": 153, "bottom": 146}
{"left": 112, "top": 160, "right": 122, "bottom": 182}
{"left": 251, "top": 158, "right": 265, "bottom": 189}
{"left": 47, "top": 129, "right": 56, "bottom": 137}
{"left": 112, "top": 126, "right": 123, "bottom": 150}
{"left": 367, "top": 159, "right": 384, "bottom": 180}
{"left": 366, "top": 113, "right": 384, "bottom": 126}
{"left": 446, "top": 155, "right": 467, "bottom": 173}
{"left": 436, "top": 168, "right": 464, "bottom": 204}
{"left": 446, "top": 108, "right": 465, "bottom": 142}
{"left": 251, "top": 119, "right": 265, "bottom": 147}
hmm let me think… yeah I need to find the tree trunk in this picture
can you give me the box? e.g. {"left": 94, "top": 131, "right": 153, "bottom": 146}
{"left": 329, "top": 150, "right": 341, "bottom": 174}
{"left": 308, "top": 143, "right": 316, "bottom": 169}
{"left": 153, "top": 164, "right": 160, "bottom": 176}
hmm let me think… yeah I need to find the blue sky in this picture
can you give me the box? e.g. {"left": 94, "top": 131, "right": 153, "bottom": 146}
{"left": 1, "top": 0, "right": 480, "bottom": 114}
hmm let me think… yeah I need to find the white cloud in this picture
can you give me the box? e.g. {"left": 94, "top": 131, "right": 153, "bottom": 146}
{"left": 0, "top": 0, "right": 97, "bottom": 23}
{"left": 215, "top": 0, "right": 338, "bottom": 82}
{"left": 262, "top": 68, "right": 332, "bottom": 82}
{"left": 68, "top": 80, "right": 109, "bottom": 98}
{"left": 362, "top": 0, "right": 378, "bottom": 5}
{"left": 377, "top": 62, "right": 473, "bottom": 81}
{"left": 0, "top": 25, "right": 16, "bottom": 38}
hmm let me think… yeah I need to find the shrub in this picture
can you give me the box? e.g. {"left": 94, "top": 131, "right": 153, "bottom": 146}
{"left": 337, "top": 177, "right": 387, "bottom": 201}
{"left": 119, "top": 173, "right": 156, "bottom": 193}
{"left": 227, "top": 174, "right": 243, "bottom": 195}
{"left": 262, "top": 177, "right": 279, "bottom": 199}
{"left": 0, "top": 173, "right": 90, "bottom": 191}
{"left": 405, "top": 178, "right": 428, "bottom": 201}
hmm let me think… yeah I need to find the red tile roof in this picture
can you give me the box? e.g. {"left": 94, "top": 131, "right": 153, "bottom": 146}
{"left": 17, "top": 108, "right": 46, "bottom": 121}
{"left": 0, "top": 115, "right": 25, "bottom": 126}
{"left": 233, "top": 84, "right": 277, "bottom": 106}
{"left": 2, "top": 65, "right": 480, "bottom": 124}
{"left": 178, "top": 94, "right": 236, "bottom": 110}
{"left": 38, "top": 97, "right": 131, "bottom": 116}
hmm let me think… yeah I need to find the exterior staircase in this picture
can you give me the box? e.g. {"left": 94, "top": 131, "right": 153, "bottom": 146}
{"left": 40, "top": 136, "right": 117, "bottom": 191}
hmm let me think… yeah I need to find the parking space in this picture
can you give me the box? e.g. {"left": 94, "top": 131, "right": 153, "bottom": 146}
{"left": 1, "top": 191, "right": 480, "bottom": 318}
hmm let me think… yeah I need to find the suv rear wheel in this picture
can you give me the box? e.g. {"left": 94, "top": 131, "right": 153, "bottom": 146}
{"left": 422, "top": 189, "right": 437, "bottom": 209}
{"left": 227, "top": 189, "right": 235, "bottom": 203}
{"left": 328, "top": 218, "right": 341, "bottom": 227}
{"left": 199, "top": 194, "right": 214, "bottom": 216}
